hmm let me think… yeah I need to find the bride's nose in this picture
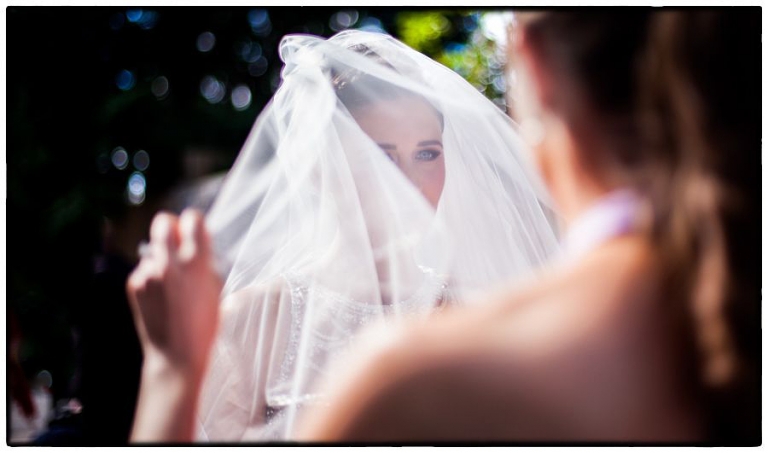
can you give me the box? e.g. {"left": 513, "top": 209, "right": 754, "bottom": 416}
{"left": 397, "top": 163, "right": 420, "bottom": 187}
{"left": 387, "top": 153, "right": 413, "bottom": 181}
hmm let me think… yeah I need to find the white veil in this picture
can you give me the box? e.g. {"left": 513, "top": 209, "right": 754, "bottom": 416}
{"left": 195, "top": 30, "right": 560, "bottom": 441}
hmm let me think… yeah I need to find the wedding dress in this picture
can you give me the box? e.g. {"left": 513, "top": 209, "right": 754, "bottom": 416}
{"left": 195, "top": 30, "right": 560, "bottom": 441}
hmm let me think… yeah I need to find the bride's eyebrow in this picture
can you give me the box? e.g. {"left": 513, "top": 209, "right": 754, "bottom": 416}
{"left": 417, "top": 140, "right": 442, "bottom": 147}
{"left": 377, "top": 143, "right": 396, "bottom": 150}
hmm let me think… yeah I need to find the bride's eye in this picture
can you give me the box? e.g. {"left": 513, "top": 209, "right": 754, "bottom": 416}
{"left": 414, "top": 149, "right": 441, "bottom": 161}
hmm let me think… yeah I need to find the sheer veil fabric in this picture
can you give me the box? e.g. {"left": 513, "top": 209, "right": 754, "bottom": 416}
{"left": 196, "top": 30, "right": 560, "bottom": 440}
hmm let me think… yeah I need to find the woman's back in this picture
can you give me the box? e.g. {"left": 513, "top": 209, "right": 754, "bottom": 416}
{"left": 301, "top": 236, "right": 704, "bottom": 441}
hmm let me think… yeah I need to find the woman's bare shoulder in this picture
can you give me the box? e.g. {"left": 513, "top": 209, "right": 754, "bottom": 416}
{"left": 340, "top": 242, "right": 672, "bottom": 440}
{"left": 384, "top": 269, "right": 576, "bottom": 361}
{"left": 302, "top": 281, "right": 556, "bottom": 430}
{"left": 302, "top": 240, "right": 685, "bottom": 441}
{"left": 300, "top": 307, "right": 559, "bottom": 441}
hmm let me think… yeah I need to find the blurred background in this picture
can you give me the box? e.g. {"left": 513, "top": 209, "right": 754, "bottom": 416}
{"left": 6, "top": 7, "right": 516, "bottom": 444}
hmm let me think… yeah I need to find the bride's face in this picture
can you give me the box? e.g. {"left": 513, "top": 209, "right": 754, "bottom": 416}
{"left": 352, "top": 97, "right": 445, "bottom": 208}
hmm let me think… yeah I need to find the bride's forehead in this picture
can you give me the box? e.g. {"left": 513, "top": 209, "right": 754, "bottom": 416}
{"left": 354, "top": 97, "right": 442, "bottom": 126}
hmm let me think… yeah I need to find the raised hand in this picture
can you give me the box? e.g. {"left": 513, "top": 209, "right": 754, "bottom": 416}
{"left": 127, "top": 209, "right": 222, "bottom": 442}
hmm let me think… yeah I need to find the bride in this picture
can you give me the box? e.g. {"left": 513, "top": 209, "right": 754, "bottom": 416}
{"left": 128, "top": 30, "right": 560, "bottom": 441}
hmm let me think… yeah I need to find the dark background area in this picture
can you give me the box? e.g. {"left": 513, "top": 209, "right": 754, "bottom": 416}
{"left": 7, "top": 6, "right": 493, "bottom": 444}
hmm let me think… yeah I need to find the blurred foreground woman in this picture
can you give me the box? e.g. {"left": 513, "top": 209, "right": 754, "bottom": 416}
{"left": 297, "top": 11, "right": 760, "bottom": 443}
{"left": 126, "top": 30, "right": 559, "bottom": 441}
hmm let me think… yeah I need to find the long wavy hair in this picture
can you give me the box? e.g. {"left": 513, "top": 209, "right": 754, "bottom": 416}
{"left": 645, "top": 10, "right": 760, "bottom": 443}
{"left": 518, "top": 10, "right": 760, "bottom": 443}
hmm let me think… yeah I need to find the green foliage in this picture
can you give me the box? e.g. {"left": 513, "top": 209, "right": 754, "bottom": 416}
{"left": 439, "top": 30, "right": 506, "bottom": 109}
{"left": 396, "top": 11, "right": 452, "bottom": 56}
{"left": 396, "top": 11, "right": 508, "bottom": 111}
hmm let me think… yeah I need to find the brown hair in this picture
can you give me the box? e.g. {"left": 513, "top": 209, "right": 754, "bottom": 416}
{"left": 519, "top": 12, "right": 655, "bottom": 188}
{"left": 520, "top": 10, "right": 760, "bottom": 442}
{"left": 646, "top": 10, "right": 760, "bottom": 443}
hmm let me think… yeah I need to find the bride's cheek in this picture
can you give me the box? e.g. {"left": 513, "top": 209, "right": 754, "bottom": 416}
{"left": 419, "top": 166, "right": 445, "bottom": 203}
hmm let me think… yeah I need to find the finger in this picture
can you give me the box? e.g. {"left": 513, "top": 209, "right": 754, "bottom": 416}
{"left": 125, "top": 267, "right": 151, "bottom": 340}
{"left": 149, "top": 212, "right": 180, "bottom": 266}
{"left": 178, "top": 209, "right": 210, "bottom": 262}
{"left": 126, "top": 261, "right": 150, "bottom": 304}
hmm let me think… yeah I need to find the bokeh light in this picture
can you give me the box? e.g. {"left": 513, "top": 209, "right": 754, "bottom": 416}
{"left": 237, "top": 41, "right": 262, "bottom": 63}
{"left": 248, "top": 9, "right": 272, "bottom": 37}
{"left": 197, "top": 31, "right": 216, "bottom": 53}
{"left": 247, "top": 9, "right": 268, "bottom": 27}
{"left": 125, "top": 9, "right": 144, "bottom": 23}
{"left": 133, "top": 150, "right": 150, "bottom": 171}
{"left": 200, "top": 75, "right": 226, "bottom": 103}
{"left": 461, "top": 14, "right": 479, "bottom": 33}
{"left": 231, "top": 85, "right": 252, "bottom": 111}
{"left": 111, "top": 147, "right": 129, "bottom": 170}
{"left": 492, "top": 73, "right": 506, "bottom": 92}
{"left": 115, "top": 69, "right": 136, "bottom": 91}
{"left": 136, "top": 10, "right": 159, "bottom": 30}
{"left": 358, "top": 17, "right": 385, "bottom": 33}
{"left": 36, "top": 370, "right": 53, "bottom": 389}
{"left": 127, "top": 171, "right": 147, "bottom": 205}
{"left": 480, "top": 12, "right": 513, "bottom": 45}
{"left": 248, "top": 56, "right": 269, "bottom": 77}
{"left": 444, "top": 42, "right": 467, "bottom": 54}
{"left": 151, "top": 76, "right": 169, "bottom": 99}
{"left": 330, "top": 10, "right": 359, "bottom": 32}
